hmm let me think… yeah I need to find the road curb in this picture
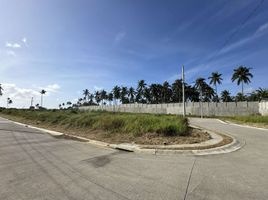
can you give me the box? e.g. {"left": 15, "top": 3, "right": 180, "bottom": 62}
{"left": 8, "top": 119, "right": 242, "bottom": 156}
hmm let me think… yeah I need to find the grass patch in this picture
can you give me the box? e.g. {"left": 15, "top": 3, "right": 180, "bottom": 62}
{"left": 0, "top": 109, "right": 193, "bottom": 140}
{"left": 220, "top": 115, "right": 268, "bottom": 128}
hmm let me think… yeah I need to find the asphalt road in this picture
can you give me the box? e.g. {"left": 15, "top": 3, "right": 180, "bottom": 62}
{"left": 0, "top": 117, "right": 268, "bottom": 200}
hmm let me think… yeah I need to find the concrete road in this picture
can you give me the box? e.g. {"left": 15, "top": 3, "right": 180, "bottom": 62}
{"left": 0, "top": 117, "right": 268, "bottom": 200}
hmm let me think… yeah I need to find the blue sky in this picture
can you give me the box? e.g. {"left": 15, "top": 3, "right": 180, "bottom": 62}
{"left": 0, "top": 0, "right": 268, "bottom": 108}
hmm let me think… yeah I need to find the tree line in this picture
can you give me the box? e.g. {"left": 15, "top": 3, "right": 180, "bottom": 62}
{"left": 74, "top": 66, "right": 268, "bottom": 107}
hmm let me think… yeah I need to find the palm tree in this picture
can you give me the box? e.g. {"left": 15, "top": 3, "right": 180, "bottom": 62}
{"left": 136, "top": 80, "right": 146, "bottom": 103}
{"left": 256, "top": 88, "right": 268, "bottom": 101}
{"left": 6, "top": 97, "right": 12, "bottom": 108}
{"left": 59, "top": 104, "right": 62, "bottom": 109}
{"left": 89, "top": 94, "right": 94, "bottom": 104}
{"left": 77, "top": 98, "right": 83, "bottom": 106}
{"left": 108, "top": 92, "right": 113, "bottom": 105}
{"left": 128, "top": 87, "right": 135, "bottom": 103}
{"left": 100, "top": 90, "right": 107, "bottom": 105}
{"left": 83, "top": 89, "right": 90, "bottom": 102}
{"left": 144, "top": 87, "right": 152, "bottom": 103}
{"left": 66, "top": 101, "right": 72, "bottom": 108}
{"left": 40, "top": 89, "right": 46, "bottom": 107}
{"left": 220, "top": 90, "right": 232, "bottom": 102}
{"left": 120, "top": 86, "right": 128, "bottom": 104}
{"left": 231, "top": 66, "right": 253, "bottom": 95}
{"left": 171, "top": 79, "right": 183, "bottom": 102}
{"left": 94, "top": 91, "right": 101, "bottom": 104}
{"left": 162, "top": 81, "right": 172, "bottom": 103}
{"left": 112, "top": 86, "right": 121, "bottom": 105}
{"left": 235, "top": 92, "right": 246, "bottom": 101}
{"left": 208, "top": 72, "right": 222, "bottom": 96}
{"left": 194, "top": 78, "right": 206, "bottom": 101}
{"left": 0, "top": 84, "right": 3, "bottom": 96}
{"left": 203, "top": 84, "right": 215, "bottom": 102}
{"left": 186, "top": 85, "right": 199, "bottom": 102}
{"left": 150, "top": 84, "right": 162, "bottom": 103}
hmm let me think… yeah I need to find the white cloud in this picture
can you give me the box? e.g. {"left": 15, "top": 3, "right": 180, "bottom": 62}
{"left": 114, "top": 31, "right": 126, "bottom": 44}
{"left": 37, "top": 84, "right": 60, "bottom": 94}
{"left": 1, "top": 83, "right": 40, "bottom": 101}
{"left": 5, "top": 42, "right": 21, "bottom": 49}
{"left": 0, "top": 83, "right": 61, "bottom": 108}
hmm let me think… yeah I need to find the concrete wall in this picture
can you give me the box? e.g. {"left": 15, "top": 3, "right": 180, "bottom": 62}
{"left": 79, "top": 101, "right": 267, "bottom": 116}
{"left": 259, "top": 102, "right": 268, "bottom": 116}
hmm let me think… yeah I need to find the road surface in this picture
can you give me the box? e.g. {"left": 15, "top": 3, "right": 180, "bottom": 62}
{"left": 0, "top": 117, "right": 268, "bottom": 200}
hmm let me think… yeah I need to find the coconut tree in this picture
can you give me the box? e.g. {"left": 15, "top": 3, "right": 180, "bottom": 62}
{"left": 256, "top": 88, "right": 268, "bottom": 101}
{"left": 40, "top": 89, "right": 46, "bottom": 107}
{"left": 128, "top": 87, "right": 136, "bottom": 103}
{"left": 144, "top": 87, "right": 152, "bottom": 103}
{"left": 149, "top": 84, "right": 162, "bottom": 103}
{"left": 136, "top": 80, "right": 146, "bottom": 103}
{"left": 120, "top": 86, "right": 128, "bottom": 104}
{"left": 108, "top": 92, "right": 113, "bottom": 105}
{"left": 100, "top": 90, "right": 107, "bottom": 105}
{"left": 112, "top": 86, "right": 121, "bottom": 105}
{"left": 162, "top": 81, "right": 172, "bottom": 103}
{"left": 66, "top": 101, "right": 72, "bottom": 108}
{"left": 94, "top": 91, "right": 101, "bottom": 105}
{"left": 235, "top": 92, "right": 246, "bottom": 101}
{"left": 231, "top": 66, "right": 253, "bottom": 95}
{"left": 83, "top": 89, "right": 90, "bottom": 102}
{"left": 171, "top": 79, "right": 183, "bottom": 102}
{"left": 220, "top": 90, "right": 232, "bottom": 102}
{"left": 0, "top": 84, "right": 3, "bottom": 96}
{"left": 203, "top": 84, "right": 215, "bottom": 102}
{"left": 208, "top": 72, "right": 222, "bottom": 96}
{"left": 194, "top": 78, "right": 206, "bottom": 102}
{"left": 89, "top": 94, "right": 94, "bottom": 104}
{"left": 6, "top": 97, "right": 12, "bottom": 108}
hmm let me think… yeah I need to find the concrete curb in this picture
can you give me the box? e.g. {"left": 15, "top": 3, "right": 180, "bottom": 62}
{"left": 8, "top": 119, "right": 242, "bottom": 156}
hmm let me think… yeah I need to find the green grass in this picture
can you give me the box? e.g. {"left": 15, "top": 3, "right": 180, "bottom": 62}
{"left": 221, "top": 115, "right": 268, "bottom": 125}
{"left": 0, "top": 109, "right": 189, "bottom": 137}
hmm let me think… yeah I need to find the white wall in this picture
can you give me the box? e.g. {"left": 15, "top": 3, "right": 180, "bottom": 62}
{"left": 79, "top": 101, "right": 267, "bottom": 116}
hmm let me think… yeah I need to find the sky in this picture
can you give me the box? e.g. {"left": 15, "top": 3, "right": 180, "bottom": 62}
{"left": 0, "top": 0, "right": 268, "bottom": 108}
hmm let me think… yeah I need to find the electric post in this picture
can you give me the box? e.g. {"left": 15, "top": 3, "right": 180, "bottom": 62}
{"left": 182, "top": 65, "right": 186, "bottom": 117}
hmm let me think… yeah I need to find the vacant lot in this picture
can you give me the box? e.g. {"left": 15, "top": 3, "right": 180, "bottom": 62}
{"left": 0, "top": 109, "right": 211, "bottom": 145}
{"left": 221, "top": 115, "right": 268, "bottom": 128}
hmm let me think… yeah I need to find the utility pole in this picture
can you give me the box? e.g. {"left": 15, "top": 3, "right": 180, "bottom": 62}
{"left": 30, "top": 97, "right": 33, "bottom": 107}
{"left": 182, "top": 65, "right": 186, "bottom": 117}
{"left": 200, "top": 89, "right": 203, "bottom": 118}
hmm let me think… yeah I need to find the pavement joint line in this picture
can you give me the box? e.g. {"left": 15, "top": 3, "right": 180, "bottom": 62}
{"left": 183, "top": 158, "right": 197, "bottom": 200}
{"left": 5, "top": 117, "right": 243, "bottom": 156}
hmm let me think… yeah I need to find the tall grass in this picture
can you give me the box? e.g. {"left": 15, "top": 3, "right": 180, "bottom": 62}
{"left": 0, "top": 109, "right": 189, "bottom": 136}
